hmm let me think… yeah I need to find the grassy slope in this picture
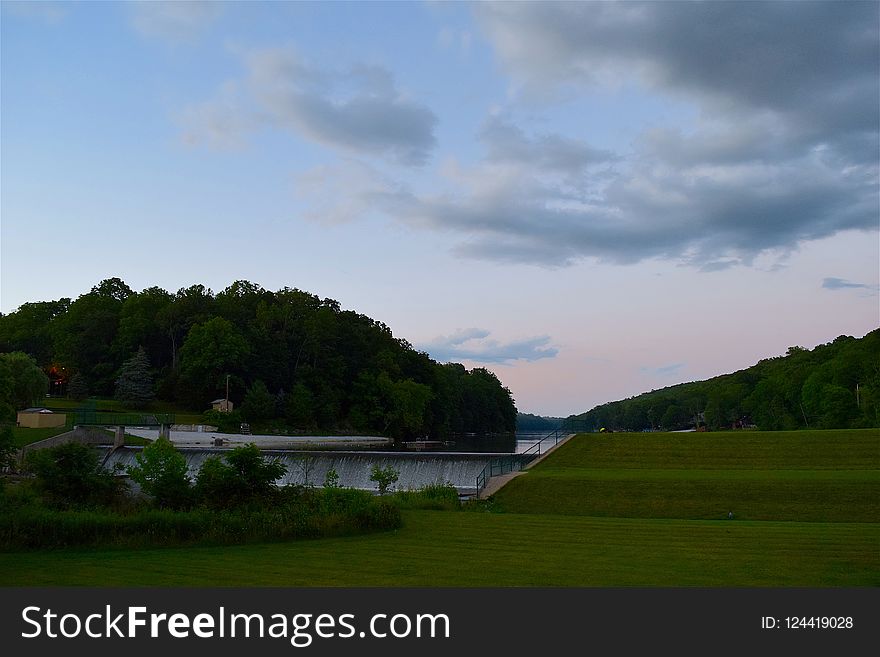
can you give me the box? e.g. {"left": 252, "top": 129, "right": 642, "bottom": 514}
{"left": 12, "top": 426, "right": 149, "bottom": 448}
{"left": 11, "top": 426, "right": 70, "bottom": 448}
{"left": 493, "top": 430, "right": 880, "bottom": 521}
{"left": 3, "top": 429, "right": 877, "bottom": 586}
{"left": 1, "top": 511, "right": 877, "bottom": 587}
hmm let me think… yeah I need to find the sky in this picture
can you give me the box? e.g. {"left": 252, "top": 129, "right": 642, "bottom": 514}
{"left": 1, "top": 1, "right": 878, "bottom": 417}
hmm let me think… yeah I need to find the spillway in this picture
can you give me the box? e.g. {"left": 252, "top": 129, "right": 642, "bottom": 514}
{"left": 103, "top": 447, "right": 523, "bottom": 497}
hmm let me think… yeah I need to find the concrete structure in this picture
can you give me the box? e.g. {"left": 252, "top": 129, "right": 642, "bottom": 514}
{"left": 211, "top": 399, "right": 234, "bottom": 412}
{"left": 16, "top": 408, "right": 66, "bottom": 429}
{"left": 18, "top": 426, "right": 114, "bottom": 464}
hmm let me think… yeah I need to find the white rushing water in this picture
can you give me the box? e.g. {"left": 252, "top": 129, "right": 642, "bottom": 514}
{"left": 103, "top": 447, "right": 514, "bottom": 496}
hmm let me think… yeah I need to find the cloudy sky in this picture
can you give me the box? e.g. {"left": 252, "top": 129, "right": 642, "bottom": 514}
{"left": 2, "top": 1, "right": 878, "bottom": 416}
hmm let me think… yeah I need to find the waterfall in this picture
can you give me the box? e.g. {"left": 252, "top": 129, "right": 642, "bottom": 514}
{"left": 102, "top": 448, "right": 515, "bottom": 495}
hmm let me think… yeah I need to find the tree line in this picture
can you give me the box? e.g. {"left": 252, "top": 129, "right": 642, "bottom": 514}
{"left": 0, "top": 278, "right": 517, "bottom": 438}
{"left": 571, "top": 330, "right": 880, "bottom": 432}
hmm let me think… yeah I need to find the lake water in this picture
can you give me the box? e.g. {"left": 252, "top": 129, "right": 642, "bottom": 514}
{"left": 426, "top": 432, "right": 557, "bottom": 454}
{"left": 123, "top": 427, "right": 558, "bottom": 455}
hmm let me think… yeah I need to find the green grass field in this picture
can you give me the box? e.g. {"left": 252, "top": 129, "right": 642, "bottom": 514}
{"left": 493, "top": 430, "right": 880, "bottom": 522}
{"left": 2, "top": 429, "right": 877, "bottom": 586}
{"left": 0, "top": 511, "right": 876, "bottom": 587}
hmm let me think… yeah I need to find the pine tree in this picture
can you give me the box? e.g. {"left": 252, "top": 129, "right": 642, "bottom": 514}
{"left": 67, "top": 373, "right": 89, "bottom": 401}
{"left": 115, "top": 346, "right": 154, "bottom": 409}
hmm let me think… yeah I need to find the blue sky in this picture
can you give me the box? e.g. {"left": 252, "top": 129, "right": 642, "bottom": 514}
{"left": 2, "top": 1, "right": 878, "bottom": 416}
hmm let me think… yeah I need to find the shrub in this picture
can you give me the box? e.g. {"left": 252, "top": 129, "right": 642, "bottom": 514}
{"left": 24, "top": 442, "right": 125, "bottom": 508}
{"left": 392, "top": 482, "right": 460, "bottom": 511}
{"left": 126, "top": 437, "right": 193, "bottom": 509}
{"left": 0, "top": 487, "right": 402, "bottom": 551}
{"left": 369, "top": 464, "right": 399, "bottom": 495}
{"left": 202, "top": 409, "right": 243, "bottom": 433}
{"left": 323, "top": 467, "right": 340, "bottom": 489}
{"left": 195, "top": 443, "right": 286, "bottom": 509}
{"left": 0, "top": 425, "right": 16, "bottom": 473}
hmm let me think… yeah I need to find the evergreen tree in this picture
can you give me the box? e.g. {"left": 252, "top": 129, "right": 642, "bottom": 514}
{"left": 115, "top": 346, "right": 154, "bottom": 408}
{"left": 241, "top": 380, "right": 275, "bottom": 422}
{"left": 67, "top": 372, "right": 89, "bottom": 401}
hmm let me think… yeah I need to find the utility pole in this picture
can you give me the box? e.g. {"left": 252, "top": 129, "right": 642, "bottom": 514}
{"left": 225, "top": 374, "right": 230, "bottom": 413}
{"left": 856, "top": 382, "right": 860, "bottom": 408}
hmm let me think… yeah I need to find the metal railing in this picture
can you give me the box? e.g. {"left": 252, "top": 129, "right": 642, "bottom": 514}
{"left": 475, "top": 419, "right": 591, "bottom": 496}
{"left": 475, "top": 455, "right": 526, "bottom": 493}
{"left": 519, "top": 427, "right": 567, "bottom": 463}
{"left": 70, "top": 410, "right": 176, "bottom": 426}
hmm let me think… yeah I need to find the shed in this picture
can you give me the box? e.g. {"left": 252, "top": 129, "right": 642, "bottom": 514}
{"left": 17, "top": 408, "right": 67, "bottom": 429}
{"left": 211, "top": 399, "right": 234, "bottom": 413}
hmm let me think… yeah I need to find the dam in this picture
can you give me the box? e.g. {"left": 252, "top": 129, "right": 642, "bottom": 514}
{"left": 100, "top": 447, "right": 524, "bottom": 497}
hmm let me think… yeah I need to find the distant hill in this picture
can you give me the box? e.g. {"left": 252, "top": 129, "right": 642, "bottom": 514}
{"left": 570, "top": 329, "right": 880, "bottom": 432}
{"left": 516, "top": 412, "right": 564, "bottom": 432}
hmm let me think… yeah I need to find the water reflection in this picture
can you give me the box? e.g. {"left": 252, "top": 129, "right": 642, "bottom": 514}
{"left": 393, "top": 432, "right": 549, "bottom": 454}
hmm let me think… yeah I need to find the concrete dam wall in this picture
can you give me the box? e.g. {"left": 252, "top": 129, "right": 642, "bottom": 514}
{"left": 102, "top": 447, "right": 517, "bottom": 496}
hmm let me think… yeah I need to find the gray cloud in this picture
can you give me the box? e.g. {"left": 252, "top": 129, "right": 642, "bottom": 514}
{"left": 480, "top": 116, "right": 614, "bottom": 173}
{"left": 822, "top": 277, "right": 879, "bottom": 292}
{"left": 404, "top": 1, "right": 878, "bottom": 266}
{"left": 420, "top": 329, "right": 558, "bottom": 364}
{"left": 476, "top": 3, "right": 878, "bottom": 130}
{"left": 476, "top": 1, "right": 879, "bottom": 176}
{"left": 288, "top": 3, "right": 879, "bottom": 269}
{"left": 361, "top": 146, "right": 874, "bottom": 267}
{"left": 262, "top": 2, "right": 880, "bottom": 272}
{"left": 182, "top": 48, "right": 437, "bottom": 165}
{"left": 300, "top": 2, "right": 880, "bottom": 272}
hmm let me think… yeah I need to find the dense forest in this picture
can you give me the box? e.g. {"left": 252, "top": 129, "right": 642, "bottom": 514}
{"left": 572, "top": 330, "right": 880, "bottom": 432}
{"left": 515, "top": 412, "right": 564, "bottom": 432}
{"left": 0, "top": 279, "right": 517, "bottom": 438}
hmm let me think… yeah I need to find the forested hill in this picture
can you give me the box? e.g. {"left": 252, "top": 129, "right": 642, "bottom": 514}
{"left": 0, "top": 278, "right": 516, "bottom": 438}
{"left": 516, "top": 412, "right": 564, "bottom": 432}
{"left": 571, "top": 329, "right": 880, "bottom": 432}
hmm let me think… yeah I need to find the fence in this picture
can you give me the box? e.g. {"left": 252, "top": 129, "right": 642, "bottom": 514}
{"left": 475, "top": 420, "right": 590, "bottom": 496}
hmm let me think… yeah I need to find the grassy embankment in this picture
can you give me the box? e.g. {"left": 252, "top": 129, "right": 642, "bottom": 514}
{"left": 492, "top": 429, "right": 880, "bottom": 522}
{"left": 1, "top": 429, "right": 877, "bottom": 586}
{"left": 12, "top": 425, "right": 149, "bottom": 448}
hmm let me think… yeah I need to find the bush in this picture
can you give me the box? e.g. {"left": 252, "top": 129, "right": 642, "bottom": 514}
{"left": 24, "top": 442, "right": 125, "bottom": 508}
{"left": 0, "top": 486, "right": 402, "bottom": 551}
{"left": 202, "top": 409, "right": 243, "bottom": 433}
{"left": 126, "top": 437, "right": 193, "bottom": 509}
{"left": 369, "top": 464, "right": 399, "bottom": 495}
{"left": 323, "top": 467, "right": 340, "bottom": 489}
{"left": 195, "top": 444, "right": 286, "bottom": 509}
{"left": 391, "top": 482, "right": 460, "bottom": 511}
{"left": 0, "top": 425, "right": 16, "bottom": 473}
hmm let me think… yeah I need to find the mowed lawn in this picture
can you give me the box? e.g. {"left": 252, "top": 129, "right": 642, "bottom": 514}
{"left": 1, "top": 511, "right": 877, "bottom": 587}
{"left": 2, "top": 429, "right": 877, "bottom": 586}
{"left": 493, "top": 430, "right": 880, "bottom": 521}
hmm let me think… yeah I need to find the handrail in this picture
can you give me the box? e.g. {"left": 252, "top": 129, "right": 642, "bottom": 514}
{"left": 71, "top": 410, "right": 176, "bottom": 426}
{"left": 475, "top": 420, "right": 586, "bottom": 496}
